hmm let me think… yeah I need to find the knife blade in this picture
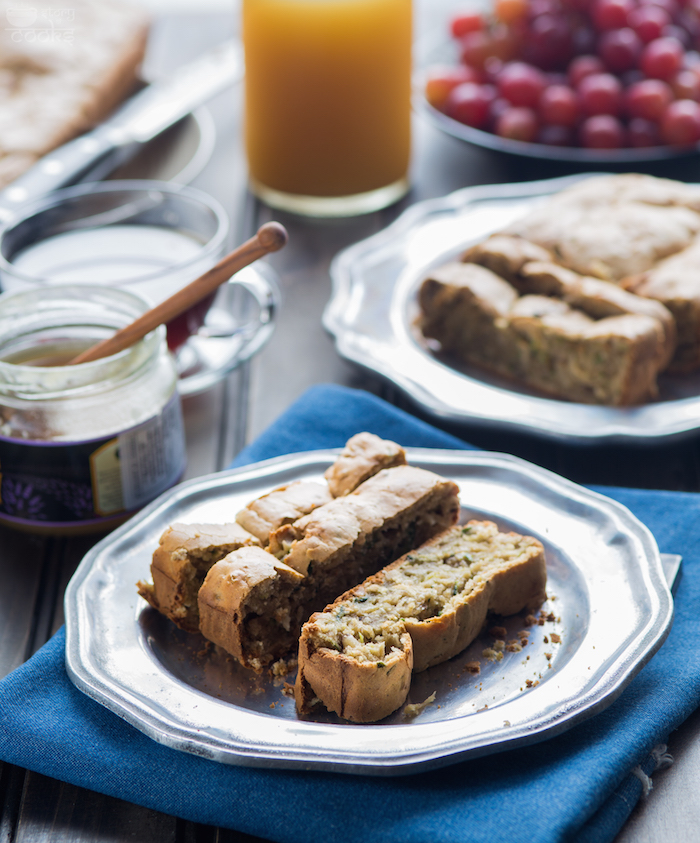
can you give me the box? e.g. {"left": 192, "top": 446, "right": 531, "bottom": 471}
{"left": 0, "top": 40, "right": 243, "bottom": 222}
{"left": 660, "top": 553, "right": 682, "bottom": 596}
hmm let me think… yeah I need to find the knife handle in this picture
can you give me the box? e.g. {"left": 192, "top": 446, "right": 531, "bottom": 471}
{"left": 0, "top": 126, "right": 125, "bottom": 223}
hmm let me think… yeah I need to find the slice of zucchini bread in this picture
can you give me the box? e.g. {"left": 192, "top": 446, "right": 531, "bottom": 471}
{"left": 324, "top": 432, "right": 407, "bottom": 497}
{"left": 198, "top": 546, "right": 306, "bottom": 671}
{"left": 136, "top": 522, "right": 261, "bottom": 633}
{"left": 295, "top": 520, "right": 547, "bottom": 723}
{"left": 198, "top": 465, "right": 460, "bottom": 670}
{"left": 235, "top": 481, "right": 332, "bottom": 545}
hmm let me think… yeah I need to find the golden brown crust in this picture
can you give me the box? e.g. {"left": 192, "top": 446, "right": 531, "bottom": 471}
{"left": 518, "top": 260, "right": 677, "bottom": 369}
{"left": 269, "top": 465, "right": 460, "bottom": 575}
{"left": 462, "top": 234, "right": 554, "bottom": 284}
{"left": 136, "top": 522, "right": 260, "bottom": 633}
{"left": 623, "top": 239, "right": 700, "bottom": 372}
{"left": 324, "top": 432, "right": 407, "bottom": 497}
{"left": 235, "top": 481, "right": 332, "bottom": 544}
{"left": 295, "top": 627, "right": 413, "bottom": 723}
{"left": 505, "top": 180, "right": 700, "bottom": 281}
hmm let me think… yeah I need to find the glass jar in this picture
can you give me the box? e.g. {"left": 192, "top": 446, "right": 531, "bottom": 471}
{"left": 0, "top": 285, "right": 186, "bottom": 534}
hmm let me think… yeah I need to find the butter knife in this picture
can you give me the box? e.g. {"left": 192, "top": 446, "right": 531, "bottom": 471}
{"left": 661, "top": 553, "right": 682, "bottom": 596}
{"left": 0, "top": 39, "right": 243, "bottom": 222}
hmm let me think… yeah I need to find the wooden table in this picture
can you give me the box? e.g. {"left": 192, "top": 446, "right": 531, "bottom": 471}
{"left": 2, "top": 10, "right": 700, "bottom": 842}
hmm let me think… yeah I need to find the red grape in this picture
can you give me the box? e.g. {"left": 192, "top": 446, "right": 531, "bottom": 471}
{"left": 425, "top": 65, "right": 484, "bottom": 110}
{"left": 663, "top": 23, "right": 693, "bottom": 46}
{"left": 672, "top": 68, "right": 700, "bottom": 97}
{"left": 445, "top": 82, "right": 496, "bottom": 128}
{"left": 527, "top": 0, "right": 561, "bottom": 16}
{"left": 579, "top": 113, "right": 627, "bottom": 145}
{"left": 498, "top": 61, "right": 548, "bottom": 106}
{"left": 639, "top": 36, "right": 685, "bottom": 79}
{"left": 592, "top": 0, "right": 637, "bottom": 30}
{"left": 484, "top": 56, "right": 505, "bottom": 81}
{"left": 459, "top": 30, "right": 494, "bottom": 70}
{"left": 450, "top": 12, "right": 484, "bottom": 38}
{"left": 627, "top": 5, "right": 671, "bottom": 41}
{"left": 539, "top": 84, "right": 581, "bottom": 124}
{"left": 641, "top": 0, "right": 681, "bottom": 21}
{"left": 578, "top": 72, "right": 624, "bottom": 113}
{"left": 569, "top": 54, "right": 606, "bottom": 86}
{"left": 625, "top": 77, "right": 674, "bottom": 118}
{"left": 525, "top": 13, "right": 575, "bottom": 69}
{"left": 598, "top": 27, "right": 644, "bottom": 70}
{"left": 490, "top": 24, "right": 521, "bottom": 60}
{"left": 660, "top": 97, "right": 700, "bottom": 142}
{"left": 495, "top": 106, "right": 540, "bottom": 140}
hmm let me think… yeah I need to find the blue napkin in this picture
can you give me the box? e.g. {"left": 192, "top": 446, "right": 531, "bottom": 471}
{"left": 1, "top": 384, "right": 699, "bottom": 843}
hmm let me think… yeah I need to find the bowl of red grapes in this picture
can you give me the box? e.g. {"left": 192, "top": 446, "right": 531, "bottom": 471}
{"left": 419, "top": 0, "right": 700, "bottom": 160}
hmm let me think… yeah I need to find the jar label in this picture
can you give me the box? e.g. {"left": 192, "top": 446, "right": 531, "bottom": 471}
{"left": 0, "top": 395, "right": 185, "bottom": 528}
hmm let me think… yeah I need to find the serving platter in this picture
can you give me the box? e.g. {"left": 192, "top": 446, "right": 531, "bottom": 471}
{"left": 64, "top": 447, "right": 673, "bottom": 775}
{"left": 325, "top": 173, "right": 700, "bottom": 443}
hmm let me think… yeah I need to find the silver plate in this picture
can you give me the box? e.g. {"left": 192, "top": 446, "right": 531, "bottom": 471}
{"left": 325, "top": 173, "right": 700, "bottom": 443}
{"left": 64, "top": 448, "right": 673, "bottom": 775}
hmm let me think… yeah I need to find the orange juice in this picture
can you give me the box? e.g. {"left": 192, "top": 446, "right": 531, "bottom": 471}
{"left": 243, "top": 0, "right": 412, "bottom": 214}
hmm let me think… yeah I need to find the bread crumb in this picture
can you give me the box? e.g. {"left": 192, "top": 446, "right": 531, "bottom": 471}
{"left": 270, "top": 657, "right": 298, "bottom": 677}
{"left": 489, "top": 626, "right": 507, "bottom": 638}
{"left": 402, "top": 692, "right": 437, "bottom": 721}
{"left": 482, "top": 647, "right": 504, "bottom": 662}
{"left": 464, "top": 661, "right": 481, "bottom": 674}
{"left": 551, "top": 633, "right": 561, "bottom": 644}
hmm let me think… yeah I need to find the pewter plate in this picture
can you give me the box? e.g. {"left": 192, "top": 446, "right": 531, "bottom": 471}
{"left": 324, "top": 173, "right": 700, "bottom": 443}
{"left": 64, "top": 448, "right": 673, "bottom": 775}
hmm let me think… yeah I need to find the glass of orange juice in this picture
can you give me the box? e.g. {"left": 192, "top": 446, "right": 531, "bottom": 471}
{"left": 243, "top": 0, "right": 412, "bottom": 217}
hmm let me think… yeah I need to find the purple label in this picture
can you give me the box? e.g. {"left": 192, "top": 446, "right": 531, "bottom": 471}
{"left": 0, "top": 395, "right": 185, "bottom": 526}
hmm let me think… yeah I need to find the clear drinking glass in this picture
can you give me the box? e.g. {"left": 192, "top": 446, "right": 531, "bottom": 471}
{"left": 243, "top": 0, "right": 413, "bottom": 217}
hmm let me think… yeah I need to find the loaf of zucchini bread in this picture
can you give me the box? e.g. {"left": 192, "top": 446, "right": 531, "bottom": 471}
{"left": 419, "top": 259, "right": 671, "bottom": 405}
{"left": 295, "top": 520, "right": 547, "bottom": 723}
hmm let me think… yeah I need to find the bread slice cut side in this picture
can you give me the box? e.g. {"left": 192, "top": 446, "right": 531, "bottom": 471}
{"left": 295, "top": 521, "right": 547, "bottom": 723}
